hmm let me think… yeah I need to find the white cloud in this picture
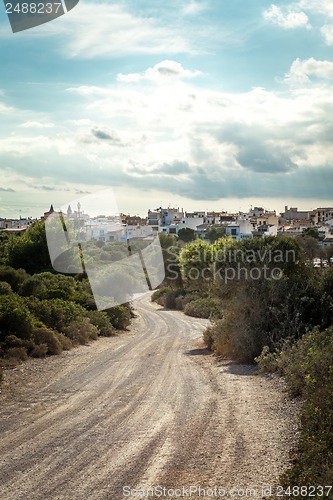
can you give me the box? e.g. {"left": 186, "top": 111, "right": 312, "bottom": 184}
{"left": 268, "top": 1, "right": 333, "bottom": 45}
{"left": 0, "top": 102, "right": 13, "bottom": 113}
{"left": 320, "top": 25, "right": 333, "bottom": 45}
{"left": 182, "top": 1, "right": 207, "bottom": 16}
{"left": 0, "top": 2, "right": 239, "bottom": 60}
{"left": 69, "top": 119, "right": 94, "bottom": 126}
{"left": 9, "top": 3, "right": 198, "bottom": 58}
{"left": 66, "top": 86, "right": 105, "bottom": 96}
{"left": 63, "top": 4, "right": 192, "bottom": 58}
{"left": 117, "top": 60, "right": 202, "bottom": 84}
{"left": 285, "top": 57, "right": 333, "bottom": 83}
{"left": 3, "top": 61, "right": 333, "bottom": 203}
{"left": 298, "top": 0, "right": 333, "bottom": 19}
{"left": 20, "top": 121, "right": 54, "bottom": 128}
{"left": 263, "top": 4, "right": 311, "bottom": 30}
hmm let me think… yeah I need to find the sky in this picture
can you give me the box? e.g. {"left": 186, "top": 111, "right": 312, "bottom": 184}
{"left": 1, "top": 0, "right": 333, "bottom": 218}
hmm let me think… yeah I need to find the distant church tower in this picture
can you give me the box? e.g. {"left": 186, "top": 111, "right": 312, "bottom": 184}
{"left": 67, "top": 204, "right": 73, "bottom": 218}
{"left": 42, "top": 204, "right": 55, "bottom": 220}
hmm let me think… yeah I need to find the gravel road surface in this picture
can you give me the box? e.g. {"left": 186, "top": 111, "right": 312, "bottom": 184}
{"left": 0, "top": 294, "right": 299, "bottom": 499}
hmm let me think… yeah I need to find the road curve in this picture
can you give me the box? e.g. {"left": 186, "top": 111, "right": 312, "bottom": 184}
{"left": 0, "top": 294, "right": 298, "bottom": 499}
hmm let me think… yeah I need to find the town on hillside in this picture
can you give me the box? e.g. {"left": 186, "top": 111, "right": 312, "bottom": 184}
{"left": 1, "top": 204, "right": 333, "bottom": 251}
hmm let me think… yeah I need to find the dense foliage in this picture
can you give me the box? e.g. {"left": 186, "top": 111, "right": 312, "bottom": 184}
{"left": 0, "top": 222, "right": 132, "bottom": 367}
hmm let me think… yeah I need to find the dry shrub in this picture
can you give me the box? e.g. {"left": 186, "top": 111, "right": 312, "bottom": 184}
{"left": 63, "top": 318, "right": 99, "bottom": 345}
{"left": 202, "top": 284, "right": 258, "bottom": 362}
{"left": 175, "top": 295, "right": 185, "bottom": 310}
{"left": 4, "top": 346, "right": 28, "bottom": 362}
{"left": 57, "top": 332, "right": 72, "bottom": 350}
{"left": 33, "top": 327, "right": 63, "bottom": 355}
{"left": 152, "top": 288, "right": 185, "bottom": 309}
{"left": 30, "top": 344, "right": 48, "bottom": 358}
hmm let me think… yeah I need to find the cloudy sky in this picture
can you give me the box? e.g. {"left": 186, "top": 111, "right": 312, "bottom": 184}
{"left": 1, "top": 0, "right": 333, "bottom": 217}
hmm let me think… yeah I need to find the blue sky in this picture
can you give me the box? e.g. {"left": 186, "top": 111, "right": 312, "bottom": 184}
{"left": 1, "top": 0, "right": 333, "bottom": 217}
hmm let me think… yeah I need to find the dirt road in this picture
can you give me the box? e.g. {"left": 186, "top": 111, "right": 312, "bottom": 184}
{"left": 0, "top": 294, "right": 298, "bottom": 499}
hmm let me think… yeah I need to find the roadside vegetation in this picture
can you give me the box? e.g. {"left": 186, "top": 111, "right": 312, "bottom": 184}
{"left": 0, "top": 222, "right": 131, "bottom": 372}
{"left": 152, "top": 230, "right": 333, "bottom": 490}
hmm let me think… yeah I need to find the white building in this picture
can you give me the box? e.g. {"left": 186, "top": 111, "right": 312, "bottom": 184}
{"left": 119, "top": 225, "right": 155, "bottom": 241}
{"left": 82, "top": 217, "right": 124, "bottom": 242}
{"left": 225, "top": 220, "right": 253, "bottom": 240}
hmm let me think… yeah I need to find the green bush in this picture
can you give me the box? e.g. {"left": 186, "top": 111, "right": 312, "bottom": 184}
{"left": 278, "top": 327, "right": 333, "bottom": 487}
{"left": 88, "top": 310, "right": 115, "bottom": 337}
{"left": 254, "top": 345, "right": 282, "bottom": 374}
{"left": 27, "top": 297, "right": 87, "bottom": 332}
{"left": 184, "top": 297, "right": 222, "bottom": 319}
{"left": 151, "top": 287, "right": 185, "bottom": 309}
{"left": 105, "top": 305, "right": 131, "bottom": 330}
{"left": 19, "top": 275, "right": 47, "bottom": 297}
{"left": 164, "top": 291, "right": 178, "bottom": 309}
{"left": 19, "top": 272, "right": 76, "bottom": 300}
{"left": 151, "top": 287, "right": 173, "bottom": 304}
{"left": 0, "top": 239, "right": 134, "bottom": 365}
{"left": 0, "top": 295, "right": 35, "bottom": 342}
{"left": 0, "top": 281, "right": 12, "bottom": 295}
{"left": 63, "top": 318, "right": 99, "bottom": 344}
{"left": 0, "top": 266, "right": 29, "bottom": 291}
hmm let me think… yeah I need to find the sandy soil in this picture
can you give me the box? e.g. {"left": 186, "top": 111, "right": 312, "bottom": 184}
{"left": 0, "top": 294, "right": 299, "bottom": 499}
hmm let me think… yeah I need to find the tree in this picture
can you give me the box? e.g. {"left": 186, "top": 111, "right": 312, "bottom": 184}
{"left": 158, "top": 233, "right": 178, "bottom": 249}
{"left": 0, "top": 232, "right": 11, "bottom": 264}
{"left": 158, "top": 233, "right": 182, "bottom": 287}
{"left": 205, "top": 227, "right": 226, "bottom": 243}
{"left": 6, "top": 221, "right": 52, "bottom": 274}
{"left": 295, "top": 234, "right": 320, "bottom": 261}
{"left": 178, "top": 228, "right": 197, "bottom": 243}
{"left": 0, "top": 295, "right": 34, "bottom": 341}
{"left": 179, "top": 239, "right": 213, "bottom": 289}
{"left": 0, "top": 266, "right": 29, "bottom": 291}
{"left": 302, "top": 227, "right": 320, "bottom": 240}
